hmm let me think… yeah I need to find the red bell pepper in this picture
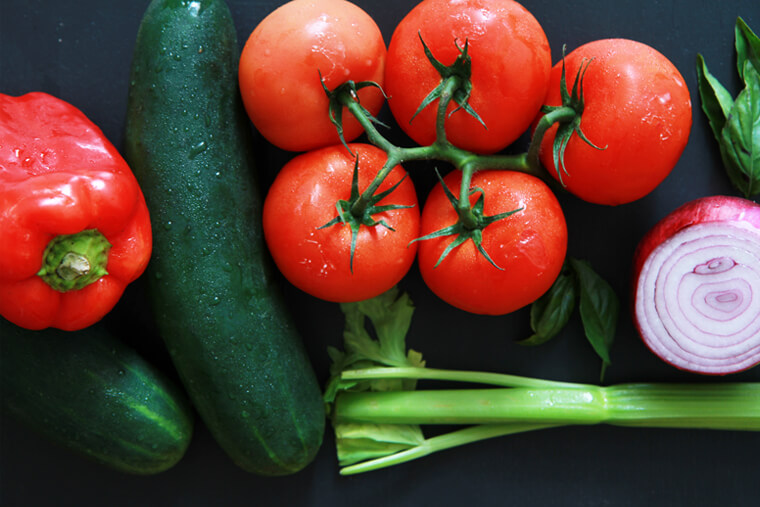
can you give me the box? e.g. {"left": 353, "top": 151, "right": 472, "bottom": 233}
{"left": 0, "top": 92, "right": 152, "bottom": 331}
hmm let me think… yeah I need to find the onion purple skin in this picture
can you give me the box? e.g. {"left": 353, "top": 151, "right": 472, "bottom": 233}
{"left": 632, "top": 195, "right": 760, "bottom": 375}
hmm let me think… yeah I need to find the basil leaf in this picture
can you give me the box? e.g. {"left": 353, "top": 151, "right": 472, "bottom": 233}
{"left": 569, "top": 258, "right": 619, "bottom": 372}
{"left": 696, "top": 53, "right": 734, "bottom": 142}
{"left": 735, "top": 17, "right": 760, "bottom": 81}
{"left": 519, "top": 266, "right": 577, "bottom": 346}
{"left": 720, "top": 62, "right": 760, "bottom": 198}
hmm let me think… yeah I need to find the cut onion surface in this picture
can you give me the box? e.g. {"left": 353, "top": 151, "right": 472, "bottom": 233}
{"left": 633, "top": 195, "right": 760, "bottom": 375}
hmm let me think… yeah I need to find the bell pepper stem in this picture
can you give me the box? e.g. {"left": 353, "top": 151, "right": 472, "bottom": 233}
{"left": 37, "top": 229, "right": 111, "bottom": 292}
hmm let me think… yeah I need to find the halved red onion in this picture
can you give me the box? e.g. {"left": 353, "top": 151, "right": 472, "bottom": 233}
{"left": 632, "top": 196, "right": 760, "bottom": 375}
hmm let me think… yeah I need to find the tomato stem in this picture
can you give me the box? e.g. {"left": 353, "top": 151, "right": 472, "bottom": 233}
{"left": 331, "top": 69, "right": 576, "bottom": 244}
{"left": 434, "top": 76, "right": 460, "bottom": 146}
{"left": 349, "top": 157, "right": 398, "bottom": 217}
{"left": 337, "top": 80, "right": 547, "bottom": 188}
{"left": 456, "top": 164, "right": 478, "bottom": 229}
{"left": 526, "top": 106, "right": 577, "bottom": 173}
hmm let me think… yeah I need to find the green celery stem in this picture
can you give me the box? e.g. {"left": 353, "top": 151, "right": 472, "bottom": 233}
{"left": 339, "top": 422, "right": 559, "bottom": 475}
{"left": 334, "top": 383, "right": 760, "bottom": 431}
{"left": 335, "top": 387, "right": 608, "bottom": 425}
{"left": 605, "top": 383, "right": 760, "bottom": 431}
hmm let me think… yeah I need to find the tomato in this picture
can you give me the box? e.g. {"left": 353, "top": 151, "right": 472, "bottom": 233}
{"left": 384, "top": 0, "right": 551, "bottom": 154}
{"left": 538, "top": 39, "right": 692, "bottom": 206}
{"left": 263, "top": 143, "right": 419, "bottom": 303}
{"left": 239, "top": 0, "right": 386, "bottom": 152}
{"left": 417, "top": 170, "right": 567, "bottom": 315}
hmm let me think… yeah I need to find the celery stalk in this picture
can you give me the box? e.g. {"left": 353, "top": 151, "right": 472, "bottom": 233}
{"left": 334, "top": 384, "right": 760, "bottom": 430}
{"left": 340, "top": 423, "right": 559, "bottom": 475}
{"left": 604, "top": 383, "right": 760, "bottom": 431}
{"left": 334, "top": 387, "right": 608, "bottom": 425}
{"left": 326, "top": 289, "right": 760, "bottom": 475}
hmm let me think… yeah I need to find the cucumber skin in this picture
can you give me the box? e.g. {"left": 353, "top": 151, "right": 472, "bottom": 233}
{"left": 124, "top": 0, "right": 325, "bottom": 475}
{"left": 0, "top": 318, "right": 194, "bottom": 475}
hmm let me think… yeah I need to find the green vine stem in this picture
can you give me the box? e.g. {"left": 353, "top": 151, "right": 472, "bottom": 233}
{"left": 336, "top": 76, "right": 553, "bottom": 222}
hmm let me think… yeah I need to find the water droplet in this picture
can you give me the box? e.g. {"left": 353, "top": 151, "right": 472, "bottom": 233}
{"left": 164, "top": 221, "right": 173, "bottom": 230}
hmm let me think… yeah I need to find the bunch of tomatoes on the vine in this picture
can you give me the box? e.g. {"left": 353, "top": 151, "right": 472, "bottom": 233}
{"left": 237, "top": 0, "right": 692, "bottom": 319}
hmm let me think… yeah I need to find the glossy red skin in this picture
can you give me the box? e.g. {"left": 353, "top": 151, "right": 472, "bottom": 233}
{"left": 632, "top": 195, "right": 760, "bottom": 374}
{"left": 538, "top": 39, "right": 692, "bottom": 206}
{"left": 263, "top": 143, "right": 419, "bottom": 302}
{"left": 633, "top": 195, "right": 760, "bottom": 281}
{"left": 384, "top": 0, "right": 551, "bottom": 154}
{"left": 239, "top": 0, "right": 386, "bottom": 152}
{"left": 0, "top": 92, "right": 152, "bottom": 331}
{"left": 418, "top": 170, "right": 567, "bottom": 315}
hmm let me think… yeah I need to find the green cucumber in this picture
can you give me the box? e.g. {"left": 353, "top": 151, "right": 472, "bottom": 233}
{"left": 124, "top": 0, "right": 325, "bottom": 475}
{"left": 0, "top": 317, "right": 194, "bottom": 475}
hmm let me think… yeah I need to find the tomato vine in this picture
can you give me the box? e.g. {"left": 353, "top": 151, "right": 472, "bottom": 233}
{"left": 319, "top": 32, "right": 619, "bottom": 376}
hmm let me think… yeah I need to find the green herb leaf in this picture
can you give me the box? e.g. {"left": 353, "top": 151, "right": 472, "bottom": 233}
{"left": 698, "top": 19, "right": 760, "bottom": 198}
{"left": 325, "top": 288, "right": 427, "bottom": 468}
{"left": 325, "top": 288, "right": 424, "bottom": 402}
{"left": 720, "top": 62, "right": 760, "bottom": 197}
{"left": 695, "top": 53, "right": 734, "bottom": 142}
{"left": 569, "top": 258, "right": 619, "bottom": 378}
{"left": 519, "top": 264, "right": 577, "bottom": 346}
{"left": 735, "top": 17, "right": 760, "bottom": 81}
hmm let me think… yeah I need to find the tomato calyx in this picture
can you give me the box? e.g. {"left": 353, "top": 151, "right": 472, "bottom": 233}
{"left": 412, "top": 33, "right": 485, "bottom": 129}
{"left": 411, "top": 169, "right": 523, "bottom": 270}
{"left": 540, "top": 47, "right": 606, "bottom": 186}
{"left": 320, "top": 154, "right": 414, "bottom": 273}
{"left": 320, "top": 74, "right": 388, "bottom": 154}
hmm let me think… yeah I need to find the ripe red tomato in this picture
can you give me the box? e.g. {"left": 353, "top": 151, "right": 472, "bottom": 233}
{"left": 263, "top": 143, "right": 419, "bottom": 303}
{"left": 538, "top": 39, "right": 692, "bottom": 206}
{"left": 239, "top": 0, "right": 386, "bottom": 152}
{"left": 417, "top": 170, "right": 567, "bottom": 315}
{"left": 384, "top": 0, "right": 552, "bottom": 154}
